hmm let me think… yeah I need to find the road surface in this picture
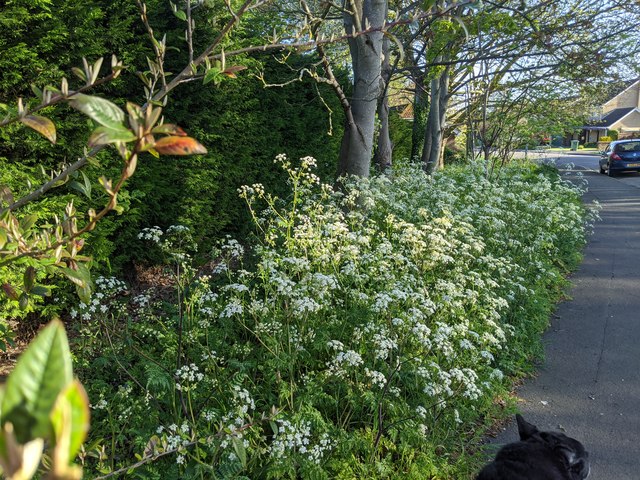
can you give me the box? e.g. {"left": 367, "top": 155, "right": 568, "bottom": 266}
{"left": 487, "top": 153, "right": 640, "bottom": 479}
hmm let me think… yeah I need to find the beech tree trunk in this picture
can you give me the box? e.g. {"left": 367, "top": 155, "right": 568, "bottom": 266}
{"left": 421, "top": 64, "right": 450, "bottom": 173}
{"left": 410, "top": 74, "right": 428, "bottom": 162}
{"left": 373, "top": 33, "right": 392, "bottom": 171}
{"left": 338, "top": 0, "right": 386, "bottom": 178}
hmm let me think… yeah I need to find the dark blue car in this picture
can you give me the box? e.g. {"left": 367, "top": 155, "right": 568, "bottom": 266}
{"left": 599, "top": 139, "right": 640, "bottom": 176}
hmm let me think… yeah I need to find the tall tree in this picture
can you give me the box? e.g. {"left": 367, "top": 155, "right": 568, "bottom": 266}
{"left": 373, "top": 31, "right": 392, "bottom": 170}
{"left": 338, "top": 0, "right": 387, "bottom": 177}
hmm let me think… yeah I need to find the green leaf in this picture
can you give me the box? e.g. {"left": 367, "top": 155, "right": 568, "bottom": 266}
{"left": 68, "top": 171, "right": 93, "bottom": 199}
{"left": 1, "top": 320, "right": 73, "bottom": 443}
{"left": 232, "top": 436, "right": 247, "bottom": 469}
{"left": 61, "top": 263, "right": 92, "bottom": 289}
{"left": 68, "top": 93, "right": 125, "bottom": 129}
{"left": 31, "top": 286, "right": 51, "bottom": 298}
{"left": 82, "top": 171, "right": 92, "bottom": 199}
{"left": 71, "top": 67, "right": 86, "bottom": 82}
{"left": 23, "top": 266, "right": 36, "bottom": 292}
{"left": 75, "top": 280, "right": 93, "bottom": 305}
{"left": 203, "top": 68, "right": 221, "bottom": 85}
{"left": 20, "top": 115, "right": 57, "bottom": 144}
{"left": 173, "top": 9, "right": 187, "bottom": 21}
{"left": 88, "top": 124, "right": 136, "bottom": 147}
{"left": 151, "top": 124, "right": 187, "bottom": 136}
{"left": 19, "top": 213, "right": 38, "bottom": 232}
{"left": 69, "top": 180, "right": 90, "bottom": 199}
{"left": 30, "top": 84, "right": 43, "bottom": 100}
{"left": 50, "top": 380, "right": 90, "bottom": 465}
{"left": 18, "top": 293, "right": 29, "bottom": 310}
{"left": 0, "top": 229, "right": 7, "bottom": 249}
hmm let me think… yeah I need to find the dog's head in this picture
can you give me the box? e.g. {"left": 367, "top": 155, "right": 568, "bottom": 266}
{"left": 516, "top": 414, "right": 590, "bottom": 479}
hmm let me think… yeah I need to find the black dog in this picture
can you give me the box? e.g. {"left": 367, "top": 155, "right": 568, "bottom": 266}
{"left": 477, "top": 414, "right": 590, "bottom": 480}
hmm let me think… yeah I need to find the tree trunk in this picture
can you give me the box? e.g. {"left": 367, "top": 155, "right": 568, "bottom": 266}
{"left": 421, "top": 64, "right": 450, "bottom": 173}
{"left": 338, "top": 0, "right": 386, "bottom": 178}
{"left": 373, "top": 33, "right": 392, "bottom": 171}
{"left": 410, "top": 73, "right": 428, "bottom": 162}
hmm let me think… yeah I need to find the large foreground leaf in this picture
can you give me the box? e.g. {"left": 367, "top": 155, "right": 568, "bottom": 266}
{"left": 1, "top": 320, "right": 73, "bottom": 443}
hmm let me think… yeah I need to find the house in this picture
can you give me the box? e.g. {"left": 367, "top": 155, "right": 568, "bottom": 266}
{"left": 581, "top": 79, "right": 640, "bottom": 143}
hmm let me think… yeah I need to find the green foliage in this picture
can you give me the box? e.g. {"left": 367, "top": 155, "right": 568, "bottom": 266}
{"left": 443, "top": 146, "right": 466, "bottom": 165}
{"left": 70, "top": 159, "right": 593, "bottom": 479}
{"left": 0, "top": 0, "right": 344, "bottom": 280}
{"left": 1, "top": 73, "right": 207, "bottom": 312}
{"left": 388, "top": 110, "right": 413, "bottom": 162}
{"left": 113, "top": 55, "right": 343, "bottom": 268}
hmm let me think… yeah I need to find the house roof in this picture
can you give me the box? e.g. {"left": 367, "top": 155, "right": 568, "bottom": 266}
{"left": 604, "top": 79, "right": 640, "bottom": 107}
{"left": 584, "top": 107, "right": 637, "bottom": 129}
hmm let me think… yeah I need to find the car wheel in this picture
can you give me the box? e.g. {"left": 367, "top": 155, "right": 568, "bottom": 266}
{"left": 607, "top": 163, "right": 615, "bottom": 177}
{"left": 599, "top": 164, "right": 606, "bottom": 174}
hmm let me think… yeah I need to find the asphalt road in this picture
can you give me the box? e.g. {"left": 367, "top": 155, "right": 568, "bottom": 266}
{"left": 488, "top": 154, "right": 640, "bottom": 479}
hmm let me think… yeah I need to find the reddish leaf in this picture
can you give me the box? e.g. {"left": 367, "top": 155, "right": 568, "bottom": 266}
{"left": 2, "top": 283, "right": 19, "bottom": 301}
{"left": 221, "top": 65, "right": 247, "bottom": 78}
{"left": 153, "top": 136, "right": 207, "bottom": 156}
{"left": 20, "top": 115, "right": 56, "bottom": 144}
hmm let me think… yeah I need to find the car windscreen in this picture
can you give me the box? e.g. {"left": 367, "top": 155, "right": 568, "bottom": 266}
{"left": 615, "top": 142, "right": 640, "bottom": 152}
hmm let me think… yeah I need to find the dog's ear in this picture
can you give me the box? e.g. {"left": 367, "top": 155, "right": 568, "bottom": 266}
{"left": 555, "top": 445, "right": 576, "bottom": 465}
{"left": 516, "top": 414, "right": 539, "bottom": 440}
{"left": 554, "top": 442, "right": 589, "bottom": 475}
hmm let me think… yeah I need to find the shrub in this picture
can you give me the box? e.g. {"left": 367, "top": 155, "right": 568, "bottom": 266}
{"left": 443, "top": 145, "right": 466, "bottom": 164}
{"left": 71, "top": 158, "right": 594, "bottom": 479}
{"left": 599, "top": 136, "right": 612, "bottom": 142}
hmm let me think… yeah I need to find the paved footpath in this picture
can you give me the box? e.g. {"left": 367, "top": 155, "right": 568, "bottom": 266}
{"left": 491, "top": 170, "right": 640, "bottom": 479}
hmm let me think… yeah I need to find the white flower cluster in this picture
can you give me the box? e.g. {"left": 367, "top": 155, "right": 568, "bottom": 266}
{"left": 218, "top": 385, "right": 256, "bottom": 450}
{"left": 268, "top": 418, "right": 332, "bottom": 464}
{"left": 219, "top": 298, "right": 243, "bottom": 318}
{"left": 90, "top": 393, "right": 108, "bottom": 410}
{"left": 156, "top": 423, "right": 192, "bottom": 464}
{"left": 221, "top": 237, "right": 245, "bottom": 260}
{"left": 132, "top": 294, "right": 151, "bottom": 309}
{"left": 269, "top": 419, "right": 311, "bottom": 458}
{"left": 167, "top": 224, "right": 190, "bottom": 234}
{"left": 364, "top": 368, "right": 387, "bottom": 389}
{"left": 175, "top": 364, "right": 204, "bottom": 392}
{"left": 138, "top": 226, "right": 163, "bottom": 243}
{"left": 70, "top": 276, "right": 127, "bottom": 321}
{"left": 326, "top": 344, "right": 363, "bottom": 378}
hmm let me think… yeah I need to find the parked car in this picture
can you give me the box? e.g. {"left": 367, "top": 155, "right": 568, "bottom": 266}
{"left": 599, "top": 139, "right": 640, "bottom": 176}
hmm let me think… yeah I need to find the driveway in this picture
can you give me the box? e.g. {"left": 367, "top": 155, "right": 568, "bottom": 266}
{"left": 488, "top": 154, "right": 640, "bottom": 479}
